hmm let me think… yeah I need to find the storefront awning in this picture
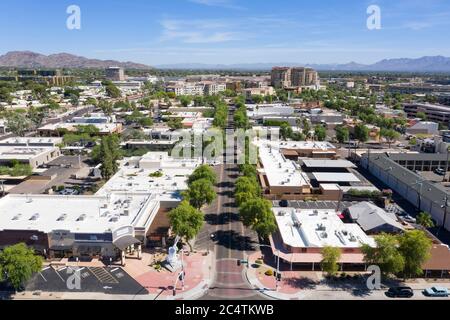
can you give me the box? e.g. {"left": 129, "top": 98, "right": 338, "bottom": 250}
{"left": 113, "top": 235, "right": 140, "bottom": 251}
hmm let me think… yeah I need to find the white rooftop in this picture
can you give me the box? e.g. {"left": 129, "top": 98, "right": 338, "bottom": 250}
{"left": 312, "top": 172, "right": 360, "bottom": 183}
{"left": 0, "top": 193, "right": 156, "bottom": 234}
{"left": 302, "top": 159, "right": 356, "bottom": 169}
{"left": 258, "top": 143, "right": 309, "bottom": 187}
{"left": 273, "top": 207, "right": 376, "bottom": 249}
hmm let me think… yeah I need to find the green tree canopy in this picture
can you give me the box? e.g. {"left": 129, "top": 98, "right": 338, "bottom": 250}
{"left": 361, "top": 233, "right": 405, "bottom": 277}
{"left": 314, "top": 125, "right": 327, "bottom": 141}
{"left": 0, "top": 243, "right": 43, "bottom": 290}
{"left": 168, "top": 201, "right": 204, "bottom": 251}
{"left": 239, "top": 198, "right": 277, "bottom": 238}
{"left": 335, "top": 125, "right": 350, "bottom": 144}
{"left": 185, "top": 178, "right": 217, "bottom": 209}
{"left": 321, "top": 246, "right": 341, "bottom": 277}
{"left": 188, "top": 165, "right": 217, "bottom": 186}
{"left": 398, "top": 230, "right": 432, "bottom": 279}
{"left": 417, "top": 212, "right": 435, "bottom": 228}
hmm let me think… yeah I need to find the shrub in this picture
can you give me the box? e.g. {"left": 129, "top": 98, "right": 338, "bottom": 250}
{"left": 265, "top": 269, "right": 274, "bottom": 277}
{"left": 149, "top": 171, "right": 164, "bottom": 178}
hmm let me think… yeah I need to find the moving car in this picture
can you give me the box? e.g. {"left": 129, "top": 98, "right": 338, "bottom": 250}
{"left": 386, "top": 286, "right": 414, "bottom": 298}
{"left": 422, "top": 287, "right": 449, "bottom": 297}
{"left": 434, "top": 168, "right": 446, "bottom": 176}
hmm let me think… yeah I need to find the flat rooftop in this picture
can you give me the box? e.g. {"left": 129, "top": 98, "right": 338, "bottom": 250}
{"left": 273, "top": 207, "right": 375, "bottom": 249}
{"left": 263, "top": 140, "right": 336, "bottom": 151}
{"left": 258, "top": 143, "right": 309, "bottom": 187}
{"left": 312, "top": 172, "right": 361, "bottom": 183}
{"left": 0, "top": 137, "right": 63, "bottom": 146}
{"left": 0, "top": 193, "right": 155, "bottom": 234}
{"left": 302, "top": 159, "right": 356, "bottom": 169}
{"left": 0, "top": 146, "right": 57, "bottom": 160}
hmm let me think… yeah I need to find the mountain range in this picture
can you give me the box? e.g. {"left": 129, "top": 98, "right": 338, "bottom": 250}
{"left": 0, "top": 51, "right": 152, "bottom": 69}
{"left": 156, "top": 56, "right": 450, "bottom": 72}
{"left": 1, "top": 51, "right": 450, "bottom": 72}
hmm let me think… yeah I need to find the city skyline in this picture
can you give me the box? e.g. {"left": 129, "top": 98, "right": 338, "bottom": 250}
{"left": 1, "top": 0, "right": 450, "bottom": 65}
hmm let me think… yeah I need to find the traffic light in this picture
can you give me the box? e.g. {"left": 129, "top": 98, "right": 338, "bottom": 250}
{"left": 237, "top": 259, "right": 241, "bottom": 266}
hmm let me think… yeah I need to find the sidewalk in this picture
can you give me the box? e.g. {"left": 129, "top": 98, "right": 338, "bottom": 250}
{"left": 12, "top": 250, "right": 214, "bottom": 301}
{"left": 245, "top": 252, "right": 450, "bottom": 300}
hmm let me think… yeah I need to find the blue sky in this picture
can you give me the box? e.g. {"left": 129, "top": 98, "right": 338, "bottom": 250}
{"left": 0, "top": 0, "right": 450, "bottom": 65}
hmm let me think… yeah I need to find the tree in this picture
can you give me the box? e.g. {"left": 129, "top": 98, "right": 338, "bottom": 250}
{"left": 188, "top": 165, "right": 217, "bottom": 186}
{"left": 280, "top": 123, "right": 293, "bottom": 141}
{"left": 0, "top": 243, "right": 43, "bottom": 290}
{"left": 92, "top": 135, "right": 121, "bottom": 179}
{"left": 179, "top": 95, "right": 192, "bottom": 108}
{"left": 335, "top": 125, "right": 350, "bottom": 144}
{"left": 168, "top": 201, "right": 204, "bottom": 251}
{"left": 321, "top": 246, "right": 341, "bottom": 277}
{"left": 239, "top": 198, "right": 277, "bottom": 238}
{"left": 105, "top": 83, "right": 121, "bottom": 98}
{"left": 235, "top": 176, "right": 261, "bottom": 206}
{"left": 314, "top": 125, "right": 327, "bottom": 141}
{"left": 186, "top": 178, "right": 216, "bottom": 209}
{"left": 98, "top": 100, "right": 113, "bottom": 116}
{"left": 239, "top": 164, "right": 257, "bottom": 179}
{"left": 361, "top": 233, "right": 405, "bottom": 278}
{"left": 302, "top": 118, "right": 311, "bottom": 138}
{"left": 398, "top": 230, "right": 432, "bottom": 279}
{"left": 416, "top": 112, "right": 427, "bottom": 121}
{"left": 252, "top": 95, "right": 264, "bottom": 104}
{"left": 381, "top": 128, "right": 400, "bottom": 148}
{"left": 167, "top": 117, "right": 183, "bottom": 130}
{"left": 354, "top": 124, "right": 369, "bottom": 145}
{"left": 417, "top": 212, "right": 435, "bottom": 228}
{"left": 5, "top": 112, "right": 32, "bottom": 136}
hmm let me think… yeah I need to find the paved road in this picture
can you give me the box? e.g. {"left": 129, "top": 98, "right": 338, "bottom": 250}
{"left": 197, "top": 108, "right": 265, "bottom": 300}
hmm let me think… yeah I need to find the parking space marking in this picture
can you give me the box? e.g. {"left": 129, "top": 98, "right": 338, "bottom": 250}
{"left": 89, "top": 267, "right": 119, "bottom": 284}
{"left": 53, "top": 267, "right": 66, "bottom": 283}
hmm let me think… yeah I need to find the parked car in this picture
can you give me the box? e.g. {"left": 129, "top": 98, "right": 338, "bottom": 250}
{"left": 386, "top": 286, "right": 414, "bottom": 298}
{"left": 423, "top": 287, "right": 449, "bottom": 297}
{"left": 279, "top": 200, "right": 289, "bottom": 208}
{"left": 434, "top": 168, "right": 446, "bottom": 176}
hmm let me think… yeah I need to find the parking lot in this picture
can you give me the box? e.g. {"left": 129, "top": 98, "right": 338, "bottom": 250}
{"left": 24, "top": 265, "right": 148, "bottom": 296}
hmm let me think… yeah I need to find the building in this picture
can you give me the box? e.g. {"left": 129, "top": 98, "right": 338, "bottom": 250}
{"left": 406, "top": 121, "right": 439, "bottom": 135}
{"left": 270, "top": 207, "right": 376, "bottom": 269}
{"left": 106, "top": 67, "right": 125, "bottom": 81}
{"left": 271, "top": 66, "right": 319, "bottom": 89}
{"left": 0, "top": 152, "right": 202, "bottom": 262}
{"left": 242, "top": 87, "right": 275, "bottom": 100}
{"left": 404, "top": 103, "right": 450, "bottom": 125}
{"left": 0, "top": 137, "right": 61, "bottom": 169}
{"left": 270, "top": 67, "right": 291, "bottom": 88}
{"left": 361, "top": 153, "right": 450, "bottom": 232}
{"left": 344, "top": 202, "right": 404, "bottom": 234}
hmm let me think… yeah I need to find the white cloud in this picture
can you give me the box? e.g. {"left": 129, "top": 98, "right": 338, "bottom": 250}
{"left": 188, "top": 0, "right": 243, "bottom": 9}
{"left": 159, "top": 18, "right": 246, "bottom": 44}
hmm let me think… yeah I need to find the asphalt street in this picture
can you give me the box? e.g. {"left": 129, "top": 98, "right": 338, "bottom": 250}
{"left": 197, "top": 107, "right": 265, "bottom": 300}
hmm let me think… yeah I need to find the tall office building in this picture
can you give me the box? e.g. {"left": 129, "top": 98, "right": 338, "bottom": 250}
{"left": 106, "top": 66, "right": 125, "bottom": 81}
{"left": 271, "top": 67, "right": 292, "bottom": 88}
{"left": 271, "top": 66, "right": 319, "bottom": 88}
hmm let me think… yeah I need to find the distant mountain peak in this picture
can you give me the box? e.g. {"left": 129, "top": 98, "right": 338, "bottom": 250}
{"left": 0, "top": 51, "right": 152, "bottom": 69}
{"left": 156, "top": 56, "right": 450, "bottom": 72}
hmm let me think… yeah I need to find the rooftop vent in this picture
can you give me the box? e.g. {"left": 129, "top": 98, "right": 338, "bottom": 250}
{"left": 29, "top": 213, "right": 40, "bottom": 221}
{"left": 77, "top": 214, "right": 87, "bottom": 222}
{"left": 57, "top": 214, "right": 67, "bottom": 221}
{"left": 12, "top": 213, "right": 22, "bottom": 221}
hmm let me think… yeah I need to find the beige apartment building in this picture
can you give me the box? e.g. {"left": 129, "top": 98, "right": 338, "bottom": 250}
{"left": 271, "top": 66, "right": 319, "bottom": 88}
